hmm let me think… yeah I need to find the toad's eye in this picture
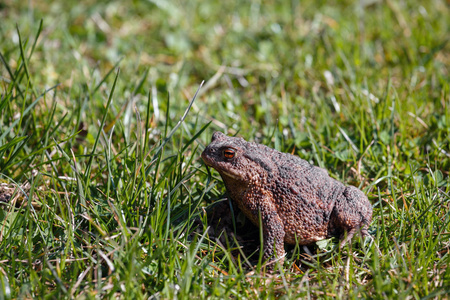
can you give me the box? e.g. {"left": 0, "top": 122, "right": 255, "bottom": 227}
{"left": 223, "top": 148, "right": 236, "bottom": 159}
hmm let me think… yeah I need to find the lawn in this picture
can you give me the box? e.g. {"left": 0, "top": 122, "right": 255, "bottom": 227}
{"left": 1, "top": 0, "right": 449, "bottom": 298}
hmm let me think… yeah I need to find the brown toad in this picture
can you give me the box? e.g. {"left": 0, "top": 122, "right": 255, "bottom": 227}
{"left": 201, "top": 132, "right": 372, "bottom": 263}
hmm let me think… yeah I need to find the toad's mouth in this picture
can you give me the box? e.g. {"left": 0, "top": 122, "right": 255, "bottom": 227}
{"left": 201, "top": 153, "right": 242, "bottom": 181}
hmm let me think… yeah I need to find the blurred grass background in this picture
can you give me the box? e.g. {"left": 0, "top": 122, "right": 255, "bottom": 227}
{"left": 1, "top": 0, "right": 449, "bottom": 298}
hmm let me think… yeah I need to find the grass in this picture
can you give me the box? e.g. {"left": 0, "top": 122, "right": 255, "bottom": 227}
{"left": 0, "top": 0, "right": 449, "bottom": 298}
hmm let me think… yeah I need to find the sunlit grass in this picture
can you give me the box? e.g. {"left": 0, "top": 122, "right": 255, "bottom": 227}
{"left": 1, "top": 0, "right": 449, "bottom": 298}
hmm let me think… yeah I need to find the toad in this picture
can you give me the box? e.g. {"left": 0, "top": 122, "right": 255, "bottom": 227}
{"left": 201, "top": 132, "right": 372, "bottom": 263}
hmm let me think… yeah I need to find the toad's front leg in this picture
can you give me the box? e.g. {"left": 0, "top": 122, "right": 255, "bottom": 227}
{"left": 253, "top": 207, "right": 286, "bottom": 264}
{"left": 240, "top": 193, "right": 286, "bottom": 265}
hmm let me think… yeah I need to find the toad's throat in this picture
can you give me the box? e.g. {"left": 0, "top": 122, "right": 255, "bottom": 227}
{"left": 218, "top": 170, "right": 241, "bottom": 180}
